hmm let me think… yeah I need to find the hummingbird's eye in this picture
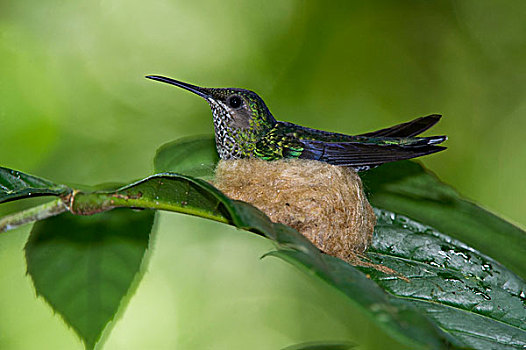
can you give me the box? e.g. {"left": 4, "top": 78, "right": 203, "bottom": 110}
{"left": 227, "top": 95, "right": 242, "bottom": 109}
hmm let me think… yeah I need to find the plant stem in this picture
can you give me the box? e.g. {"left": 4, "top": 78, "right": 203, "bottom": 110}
{"left": 0, "top": 198, "right": 67, "bottom": 233}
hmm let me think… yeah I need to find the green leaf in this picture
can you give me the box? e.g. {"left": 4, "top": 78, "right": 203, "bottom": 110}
{"left": 25, "top": 209, "right": 156, "bottom": 350}
{"left": 360, "top": 209, "right": 526, "bottom": 350}
{"left": 0, "top": 166, "right": 70, "bottom": 203}
{"left": 153, "top": 135, "right": 219, "bottom": 179}
{"left": 360, "top": 161, "right": 526, "bottom": 280}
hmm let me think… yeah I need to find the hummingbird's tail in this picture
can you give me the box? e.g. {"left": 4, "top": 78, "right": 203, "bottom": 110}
{"left": 358, "top": 114, "right": 443, "bottom": 138}
{"left": 300, "top": 137, "right": 447, "bottom": 170}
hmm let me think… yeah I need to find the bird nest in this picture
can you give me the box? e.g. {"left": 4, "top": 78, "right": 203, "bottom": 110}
{"left": 213, "top": 158, "right": 376, "bottom": 262}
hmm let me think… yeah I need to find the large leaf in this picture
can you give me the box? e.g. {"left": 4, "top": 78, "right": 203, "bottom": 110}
{"left": 25, "top": 209, "right": 155, "bottom": 350}
{"left": 360, "top": 209, "right": 526, "bottom": 350}
{"left": 360, "top": 161, "right": 526, "bottom": 280}
{"left": 0, "top": 166, "right": 70, "bottom": 203}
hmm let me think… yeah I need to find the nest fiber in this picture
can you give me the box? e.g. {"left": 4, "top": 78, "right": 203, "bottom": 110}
{"left": 213, "top": 159, "right": 376, "bottom": 261}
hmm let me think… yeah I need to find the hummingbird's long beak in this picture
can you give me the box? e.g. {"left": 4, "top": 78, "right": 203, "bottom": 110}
{"left": 145, "top": 75, "right": 210, "bottom": 99}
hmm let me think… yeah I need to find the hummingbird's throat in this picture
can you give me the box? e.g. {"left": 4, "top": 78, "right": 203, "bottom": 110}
{"left": 208, "top": 99, "right": 245, "bottom": 160}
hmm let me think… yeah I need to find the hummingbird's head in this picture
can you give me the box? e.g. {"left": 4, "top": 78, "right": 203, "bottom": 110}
{"left": 145, "top": 75, "right": 276, "bottom": 132}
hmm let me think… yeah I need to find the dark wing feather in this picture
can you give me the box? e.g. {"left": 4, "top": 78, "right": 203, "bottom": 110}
{"left": 299, "top": 140, "right": 446, "bottom": 168}
{"left": 358, "top": 114, "right": 442, "bottom": 138}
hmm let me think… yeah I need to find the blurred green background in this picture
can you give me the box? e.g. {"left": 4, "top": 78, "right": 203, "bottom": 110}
{"left": 1, "top": 0, "right": 525, "bottom": 349}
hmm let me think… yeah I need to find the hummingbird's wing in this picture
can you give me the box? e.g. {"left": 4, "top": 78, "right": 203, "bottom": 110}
{"left": 255, "top": 124, "right": 446, "bottom": 169}
{"left": 299, "top": 139, "right": 446, "bottom": 169}
{"left": 357, "top": 114, "right": 442, "bottom": 138}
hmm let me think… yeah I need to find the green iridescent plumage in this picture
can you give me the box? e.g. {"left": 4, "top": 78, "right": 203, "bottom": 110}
{"left": 146, "top": 75, "right": 447, "bottom": 171}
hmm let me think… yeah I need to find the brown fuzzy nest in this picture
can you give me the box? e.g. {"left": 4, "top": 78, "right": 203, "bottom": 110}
{"left": 213, "top": 158, "right": 376, "bottom": 262}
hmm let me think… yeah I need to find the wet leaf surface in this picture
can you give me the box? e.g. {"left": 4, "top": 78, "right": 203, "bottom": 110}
{"left": 361, "top": 161, "right": 526, "bottom": 280}
{"left": 269, "top": 250, "right": 457, "bottom": 349}
{"left": 360, "top": 209, "right": 526, "bottom": 349}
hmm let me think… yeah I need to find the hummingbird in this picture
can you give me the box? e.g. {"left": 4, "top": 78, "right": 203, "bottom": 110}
{"left": 146, "top": 75, "right": 446, "bottom": 171}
